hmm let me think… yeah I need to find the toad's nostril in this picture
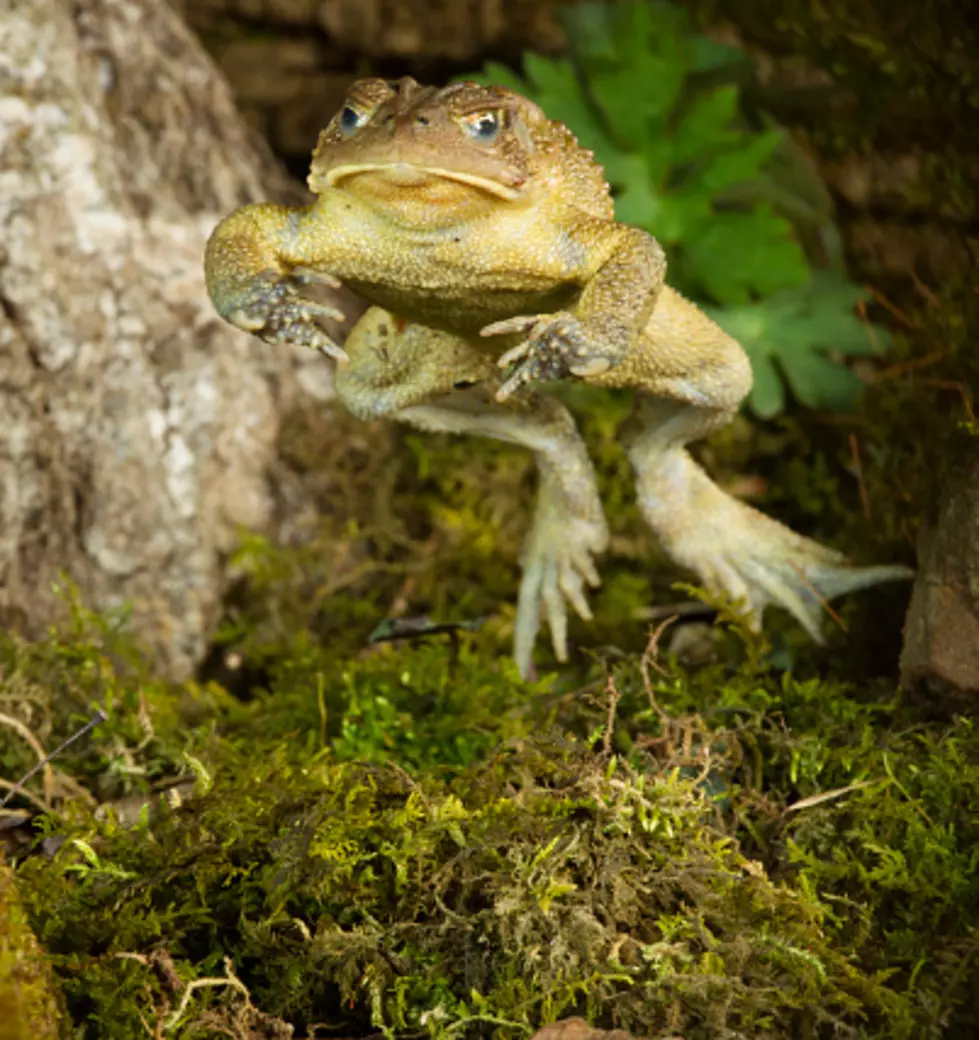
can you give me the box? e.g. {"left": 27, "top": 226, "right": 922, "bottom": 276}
{"left": 415, "top": 115, "right": 430, "bottom": 127}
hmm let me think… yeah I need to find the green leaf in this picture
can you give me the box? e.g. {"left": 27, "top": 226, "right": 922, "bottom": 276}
{"left": 682, "top": 209, "right": 809, "bottom": 304}
{"left": 709, "top": 273, "right": 888, "bottom": 415}
{"left": 520, "top": 55, "right": 614, "bottom": 158}
{"left": 668, "top": 87, "right": 741, "bottom": 167}
{"left": 688, "top": 33, "right": 748, "bottom": 74}
{"left": 779, "top": 349, "right": 866, "bottom": 411}
{"left": 560, "top": 2, "right": 619, "bottom": 63}
{"left": 747, "top": 351, "right": 786, "bottom": 419}
{"left": 696, "top": 130, "right": 784, "bottom": 194}
{"left": 577, "top": 3, "right": 691, "bottom": 144}
{"left": 602, "top": 150, "right": 652, "bottom": 196}
{"left": 615, "top": 178, "right": 712, "bottom": 243}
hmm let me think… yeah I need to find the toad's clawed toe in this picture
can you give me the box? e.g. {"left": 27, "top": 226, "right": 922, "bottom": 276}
{"left": 485, "top": 312, "right": 613, "bottom": 402}
{"left": 225, "top": 273, "right": 349, "bottom": 361}
{"left": 513, "top": 476, "right": 609, "bottom": 678}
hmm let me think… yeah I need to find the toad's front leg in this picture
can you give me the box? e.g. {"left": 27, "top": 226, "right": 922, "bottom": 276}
{"left": 204, "top": 202, "right": 348, "bottom": 360}
{"left": 483, "top": 222, "right": 666, "bottom": 401}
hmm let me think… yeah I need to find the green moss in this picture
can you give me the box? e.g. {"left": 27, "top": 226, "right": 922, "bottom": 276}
{"left": 785, "top": 721, "right": 979, "bottom": 1031}
{"left": 616, "top": 625, "right": 979, "bottom": 1031}
{"left": 1, "top": 596, "right": 977, "bottom": 1037}
{"left": 12, "top": 708, "right": 909, "bottom": 1038}
{"left": 0, "top": 585, "right": 242, "bottom": 806}
{"left": 0, "top": 860, "right": 62, "bottom": 1040}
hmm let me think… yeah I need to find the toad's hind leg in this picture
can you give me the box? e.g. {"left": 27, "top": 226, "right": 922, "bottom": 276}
{"left": 335, "top": 308, "right": 609, "bottom": 677}
{"left": 400, "top": 395, "right": 609, "bottom": 675}
{"left": 590, "top": 287, "right": 914, "bottom": 639}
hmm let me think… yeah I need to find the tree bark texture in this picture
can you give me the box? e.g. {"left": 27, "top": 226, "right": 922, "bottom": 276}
{"left": 173, "top": 0, "right": 573, "bottom": 61}
{"left": 900, "top": 445, "right": 979, "bottom": 711}
{"left": 0, "top": 0, "right": 340, "bottom": 678}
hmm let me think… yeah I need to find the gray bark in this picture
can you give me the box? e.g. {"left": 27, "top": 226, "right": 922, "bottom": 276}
{"left": 900, "top": 446, "right": 979, "bottom": 709}
{"left": 173, "top": 0, "right": 570, "bottom": 60}
{"left": 0, "top": 0, "right": 339, "bottom": 677}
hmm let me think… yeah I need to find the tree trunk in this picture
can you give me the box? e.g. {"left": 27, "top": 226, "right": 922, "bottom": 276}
{"left": 900, "top": 444, "right": 979, "bottom": 712}
{"left": 0, "top": 0, "right": 340, "bottom": 678}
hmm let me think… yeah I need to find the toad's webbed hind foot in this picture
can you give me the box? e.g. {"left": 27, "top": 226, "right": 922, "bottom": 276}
{"left": 677, "top": 472, "right": 912, "bottom": 639}
{"left": 630, "top": 421, "right": 914, "bottom": 641}
{"left": 401, "top": 399, "right": 610, "bottom": 679}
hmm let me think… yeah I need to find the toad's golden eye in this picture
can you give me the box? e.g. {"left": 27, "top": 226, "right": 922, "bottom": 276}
{"left": 462, "top": 111, "right": 502, "bottom": 143}
{"left": 339, "top": 105, "right": 368, "bottom": 135}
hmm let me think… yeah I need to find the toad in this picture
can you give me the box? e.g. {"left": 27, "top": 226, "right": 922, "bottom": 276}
{"left": 204, "top": 77, "right": 912, "bottom": 676}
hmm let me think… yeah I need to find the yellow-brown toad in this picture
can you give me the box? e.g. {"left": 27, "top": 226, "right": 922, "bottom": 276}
{"left": 205, "top": 77, "right": 911, "bottom": 676}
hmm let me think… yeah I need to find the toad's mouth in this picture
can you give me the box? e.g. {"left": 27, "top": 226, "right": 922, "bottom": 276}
{"left": 324, "top": 162, "right": 523, "bottom": 201}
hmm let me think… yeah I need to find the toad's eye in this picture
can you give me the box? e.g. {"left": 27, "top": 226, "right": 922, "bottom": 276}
{"left": 339, "top": 105, "right": 368, "bottom": 135}
{"left": 462, "top": 111, "right": 501, "bottom": 143}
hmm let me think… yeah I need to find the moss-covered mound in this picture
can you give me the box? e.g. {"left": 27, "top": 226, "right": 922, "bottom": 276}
{"left": 0, "top": 859, "right": 63, "bottom": 1040}
{"left": 2, "top": 595, "right": 979, "bottom": 1038}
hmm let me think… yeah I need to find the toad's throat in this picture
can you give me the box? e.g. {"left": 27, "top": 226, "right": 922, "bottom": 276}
{"left": 324, "top": 162, "right": 523, "bottom": 200}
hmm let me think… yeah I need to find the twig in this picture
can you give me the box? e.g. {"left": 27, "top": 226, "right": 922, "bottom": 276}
{"left": 866, "top": 348, "right": 944, "bottom": 384}
{"left": 785, "top": 780, "right": 877, "bottom": 813}
{"left": 632, "top": 600, "right": 716, "bottom": 622}
{"left": 0, "top": 708, "right": 107, "bottom": 810}
{"left": 640, "top": 615, "right": 677, "bottom": 688}
{"left": 0, "top": 778, "right": 49, "bottom": 813}
{"left": 848, "top": 432, "right": 871, "bottom": 521}
{"left": 601, "top": 677, "right": 620, "bottom": 756}
{"left": 164, "top": 957, "right": 251, "bottom": 1031}
{"left": 855, "top": 298, "right": 883, "bottom": 352}
{"left": 916, "top": 377, "right": 975, "bottom": 424}
{"left": 788, "top": 563, "right": 849, "bottom": 634}
{"left": 911, "top": 273, "right": 941, "bottom": 309}
{"left": 0, "top": 711, "right": 54, "bottom": 807}
{"left": 867, "top": 287, "right": 914, "bottom": 327}
{"left": 114, "top": 952, "right": 152, "bottom": 966}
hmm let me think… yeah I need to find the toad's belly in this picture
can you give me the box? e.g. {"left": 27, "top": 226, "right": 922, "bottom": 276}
{"left": 343, "top": 276, "right": 580, "bottom": 338}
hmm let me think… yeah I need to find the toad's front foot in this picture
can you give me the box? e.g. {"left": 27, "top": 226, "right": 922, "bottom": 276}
{"left": 482, "top": 312, "right": 618, "bottom": 402}
{"left": 514, "top": 470, "right": 609, "bottom": 678}
{"left": 224, "top": 271, "right": 349, "bottom": 362}
{"left": 634, "top": 451, "right": 914, "bottom": 641}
